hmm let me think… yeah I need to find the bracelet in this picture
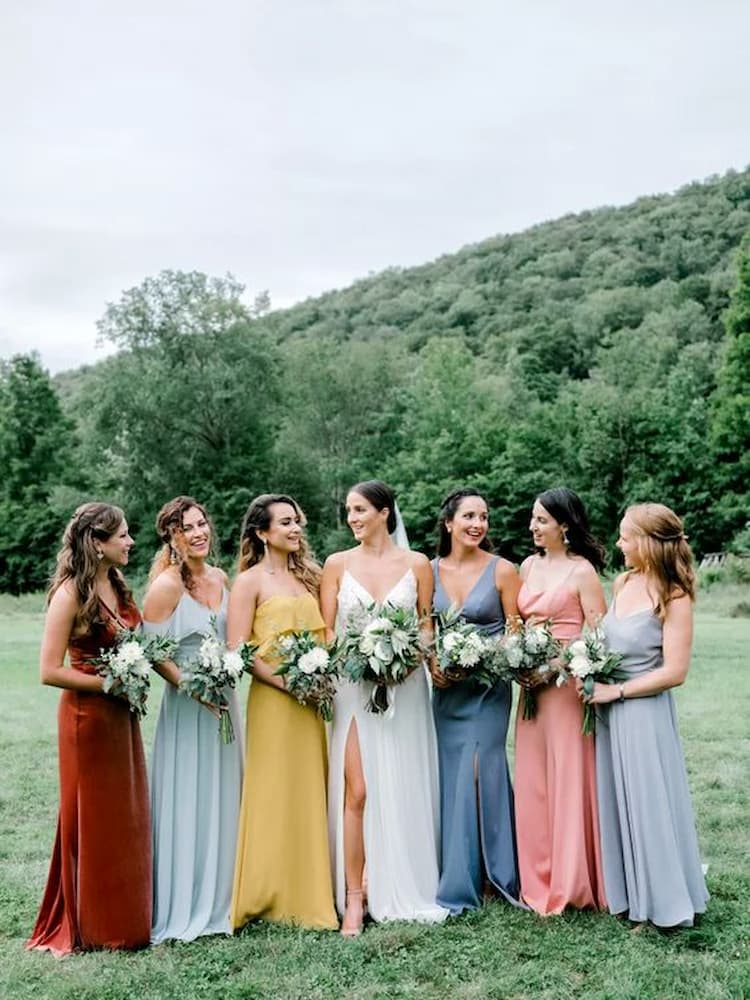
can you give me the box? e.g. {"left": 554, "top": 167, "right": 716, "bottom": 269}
{"left": 618, "top": 682, "right": 626, "bottom": 702}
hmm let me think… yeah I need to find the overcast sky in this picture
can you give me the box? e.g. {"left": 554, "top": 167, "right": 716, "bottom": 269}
{"left": 2, "top": 0, "right": 749, "bottom": 374}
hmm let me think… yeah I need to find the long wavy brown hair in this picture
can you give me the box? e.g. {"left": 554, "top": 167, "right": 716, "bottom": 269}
{"left": 48, "top": 502, "right": 134, "bottom": 631}
{"left": 622, "top": 502, "right": 696, "bottom": 620}
{"left": 148, "top": 496, "right": 215, "bottom": 593}
{"left": 236, "top": 494, "right": 321, "bottom": 595}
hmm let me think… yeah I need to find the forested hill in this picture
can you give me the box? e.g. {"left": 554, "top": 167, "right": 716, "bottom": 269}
{"left": 2, "top": 167, "right": 750, "bottom": 591}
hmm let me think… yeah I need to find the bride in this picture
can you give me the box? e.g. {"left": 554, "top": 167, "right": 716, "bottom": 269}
{"left": 321, "top": 480, "right": 447, "bottom": 935}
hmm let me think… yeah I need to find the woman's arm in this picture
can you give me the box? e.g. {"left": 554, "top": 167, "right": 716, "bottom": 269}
{"left": 142, "top": 570, "right": 182, "bottom": 687}
{"left": 320, "top": 553, "right": 343, "bottom": 644}
{"left": 40, "top": 586, "right": 105, "bottom": 692}
{"left": 226, "top": 570, "right": 286, "bottom": 692}
{"left": 496, "top": 558, "right": 521, "bottom": 625}
{"left": 576, "top": 561, "right": 607, "bottom": 628}
{"left": 588, "top": 594, "right": 693, "bottom": 704}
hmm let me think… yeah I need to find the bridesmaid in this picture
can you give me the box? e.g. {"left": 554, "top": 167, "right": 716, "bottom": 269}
{"left": 583, "top": 503, "right": 709, "bottom": 927}
{"left": 514, "top": 487, "right": 608, "bottom": 914}
{"left": 322, "top": 480, "right": 446, "bottom": 935}
{"left": 228, "top": 494, "right": 337, "bottom": 931}
{"left": 431, "top": 488, "right": 522, "bottom": 913}
{"left": 143, "top": 496, "right": 243, "bottom": 943}
{"left": 27, "top": 503, "right": 151, "bottom": 954}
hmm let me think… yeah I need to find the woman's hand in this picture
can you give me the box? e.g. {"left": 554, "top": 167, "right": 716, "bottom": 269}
{"left": 578, "top": 679, "right": 620, "bottom": 705}
{"left": 518, "top": 667, "right": 555, "bottom": 690}
{"left": 430, "top": 662, "right": 452, "bottom": 689}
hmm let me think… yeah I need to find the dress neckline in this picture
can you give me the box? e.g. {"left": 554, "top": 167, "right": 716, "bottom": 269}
{"left": 256, "top": 591, "right": 313, "bottom": 613}
{"left": 521, "top": 560, "right": 577, "bottom": 598}
{"left": 343, "top": 568, "right": 414, "bottom": 606}
{"left": 436, "top": 556, "right": 496, "bottom": 611}
{"left": 610, "top": 590, "right": 656, "bottom": 621}
{"left": 182, "top": 587, "right": 227, "bottom": 614}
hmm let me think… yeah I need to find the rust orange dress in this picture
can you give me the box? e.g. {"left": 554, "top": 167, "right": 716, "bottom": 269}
{"left": 26, "top": 599, "right": 152, "bottom": 954}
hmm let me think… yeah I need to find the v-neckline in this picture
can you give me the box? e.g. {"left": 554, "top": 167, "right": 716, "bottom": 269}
{"left": 436, "top": 556, "right": 495, "bottom": 611}
{"left": 344, "top": 568, "right": 413, "bottom": 606}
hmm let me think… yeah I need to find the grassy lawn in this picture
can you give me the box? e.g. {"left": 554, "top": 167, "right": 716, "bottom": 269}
{"left": 0, "top": 590, "right": 748, "bottom": 1000}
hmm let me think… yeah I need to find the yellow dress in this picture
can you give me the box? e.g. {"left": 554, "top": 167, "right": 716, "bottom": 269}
{"left": 230, "top": 593, "right": 338, "bottom": 931}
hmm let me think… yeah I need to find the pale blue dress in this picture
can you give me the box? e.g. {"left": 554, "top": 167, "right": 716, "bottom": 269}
{"left": 432, "top": 557, "right": 520, "bottom": 913}
{"left": 596, "top": 600, "right": 709, "bottom": 927}
{"left": 145, "top": 590, "right": 244, "bottom": 943}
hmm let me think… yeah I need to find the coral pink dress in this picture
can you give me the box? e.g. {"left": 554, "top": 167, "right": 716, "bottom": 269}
{"left": 514, "top": 574, "right": 606, "bottom": 914}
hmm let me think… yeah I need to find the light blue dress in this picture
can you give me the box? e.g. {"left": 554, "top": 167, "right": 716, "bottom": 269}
{"left": 596, "top": 600, "right": 709, "bottom": 927}
{"left": 432, "top": 557, "right": 520, "bottom": 913}
{"left": 145, "top": 590, "right": 244, "bottom": 943}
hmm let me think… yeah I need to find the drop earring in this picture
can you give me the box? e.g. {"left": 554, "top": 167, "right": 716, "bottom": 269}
{"left": 562, "top": 528, "right": 570, "bottom": 547}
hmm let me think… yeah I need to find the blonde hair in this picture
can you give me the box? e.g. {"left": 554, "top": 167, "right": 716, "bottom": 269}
{"left": 149, "top": 496, "right": 214, "bottom": 592}
{"left": 623, "top": 503, "right": 696, "bottom": 620}
{"left": 237, "top": 494, "right": 321, "bottom": 596}
{"left": 48, "top": 502, "right": 134, "bottom": 631}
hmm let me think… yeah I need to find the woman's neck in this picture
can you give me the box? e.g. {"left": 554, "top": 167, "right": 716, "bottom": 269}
{"left": 359, "top": 532, "right": 394, "bottom": 558}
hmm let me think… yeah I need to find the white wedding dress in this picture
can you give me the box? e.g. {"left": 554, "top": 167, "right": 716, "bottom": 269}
{"left": 328, "top": 568, "right": 448, "bottom": 923}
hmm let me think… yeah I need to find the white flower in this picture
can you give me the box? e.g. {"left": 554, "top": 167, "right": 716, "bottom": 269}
{"left": 504, "top": 641, "right": 524, "bottom": 669}
{"left": 458, "top": 642, "right": 482, "bottom": 667}
{"left": 297, "top": 647, "right": 329, "bottom": 675}
{"left": 131, "top": 657, "right": 150, "bottom": 678}
{"left": 364, "top": 616, "right": 392, "bottom": 636}
{"left": 359, "top": 633, "right": 377, "bottom": 656}
{"left": 278, "top": 635, "right": 296, "bottom": 653}
{"left": 223, "top": 650, "right": 245, "bottom": 679}
{"left": 373, "top": 639, "right": 393, "bottom": 664}
{"left": 524, "top": 626, "right": 548, "bottom": 654}
{"left": 118, "top": 641, "right": 145, "bottom": 666}
{"left": 442, "top": 632, "right": 461, "bottom": 653}
{"left": 568, "top": 654, "right": 593, "bottom": 678}
{"left": 567, "top": 639, "right": 588, "bottom": 658}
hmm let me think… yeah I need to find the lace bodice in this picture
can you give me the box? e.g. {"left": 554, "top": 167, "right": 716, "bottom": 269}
{"left": 336, "top": 569, "right": 417, "bottom": 634}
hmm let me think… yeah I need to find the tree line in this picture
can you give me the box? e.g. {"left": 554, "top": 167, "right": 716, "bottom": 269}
{"left": 1, "top": 168, "right": 749, "bottom": 592}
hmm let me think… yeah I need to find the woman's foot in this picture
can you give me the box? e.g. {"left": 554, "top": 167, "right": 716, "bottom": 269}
{"left": 340, "top": 889, "right": 365, "bottom": 937}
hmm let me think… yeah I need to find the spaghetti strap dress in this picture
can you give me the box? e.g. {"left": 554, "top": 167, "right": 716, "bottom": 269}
{"left": 145, "top": 589, "right": 243, "bottom": 943}
{"left": 27, "top": 598, "right": 152, "bottom": 954}
{"left": 595, "top": 599, "right": 709, "bottom": 926}
{"left": 514, "top": 575, "right": 606, "bottom": 914}
{"left": 432, "top": 556, "right": 520, "bottom": 913}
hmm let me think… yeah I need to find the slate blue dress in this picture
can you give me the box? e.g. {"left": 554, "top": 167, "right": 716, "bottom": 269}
{"left": 145, "top": 590, "right": 244, "bottom": 943}
{"left": 432, "top": 556, "right": 520, "bottom": 913}
{"left": 596, "top": 600, "right": 709, "bottom": 927}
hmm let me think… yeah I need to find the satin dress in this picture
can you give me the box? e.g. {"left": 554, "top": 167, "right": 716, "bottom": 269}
{"left": 27, "top": 598, "right": 152, "bottom": 954}
{"left": 231, "top": 593, "right": 337, "bottom": 930}
{"left": 514, "top": 577, "right": 606, "bottom": 914}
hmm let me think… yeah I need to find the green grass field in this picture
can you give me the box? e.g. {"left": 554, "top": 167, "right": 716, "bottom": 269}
{"left": 0, "top": 590, "right": 748, "bottom": 1000}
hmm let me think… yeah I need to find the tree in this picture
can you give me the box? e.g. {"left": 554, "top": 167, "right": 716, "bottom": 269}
{"left": 710, "top": 236, "right": 750, "bottom": 542}
{"left": 0, "top": 354, "right": 77, "bottom": 592}
{"left": 84, "top": 271, "right": 281, "bottom": 561}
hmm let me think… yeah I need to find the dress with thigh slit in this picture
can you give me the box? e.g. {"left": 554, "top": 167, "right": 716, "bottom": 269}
{"left": 432, "top": 556, "right": 520, "bottom": 913}
{"left": 327, "top": 569, "right": 447, "bottom": 923}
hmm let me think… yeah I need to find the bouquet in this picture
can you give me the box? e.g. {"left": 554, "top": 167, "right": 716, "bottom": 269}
{"left": 433, "top": 607, "right": 505, "bottom": 687}
{"left": 273, "top": 630, "right": 338, "bottom": 721}
{"left": 94, "top": 628, "right": 178, "bottom": 718}
{"left": 501, "top": 620, "right": 561, "bottom": 720}
{"left": 333, "top": 604, "right": 424, "bottom": 714}
{"left": 558, "top": 625, "right": 625, "bottom": 734}
{"left": 179, "top": 630, "right": 255, "bottom": 743}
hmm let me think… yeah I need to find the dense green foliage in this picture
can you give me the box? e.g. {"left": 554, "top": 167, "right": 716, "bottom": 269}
{"left": 2, "top": 168, "right": 750, "bottom": 587}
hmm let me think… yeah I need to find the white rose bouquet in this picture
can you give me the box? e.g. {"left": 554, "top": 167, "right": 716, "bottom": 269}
{"left": 500, "top": 620, "right": 561, "bottom": 720}
{"left": 273, "top": 630, "right": 338, "bottom": 721}
{"left": 558, "top": 624, "right": 625, "bottom": 734}
{"left": 94, "top": 629, "right": 178, "bottom": 719}
{"left": 333, "top": 604, "right": 424, "bottom": 714}
{"left": 434, "top": 607, "right": 506, "bottom": 687}
{"left": 179, "top": 630, "right": 255, "bottom": 743}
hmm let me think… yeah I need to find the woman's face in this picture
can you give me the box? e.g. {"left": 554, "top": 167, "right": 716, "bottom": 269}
{"left": 529, "top": 501, "right": 565, "bottom": 551}
{"left": 616, "top": 516, "right": 642, "bottom": 569}
{"left": 447, "top": 495, "right": 488, "bottom": 550}
{"left": 98, "top": 520, "right": 134, "bottom": 566}
{"left": 346, "top": 491, "right": 388, "bottom": 542}
{"left": 262, "top": 503, "right": 302, "bottom": 553}
{"left": 179, "top": 506, "right": 211, "bottom": 561}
